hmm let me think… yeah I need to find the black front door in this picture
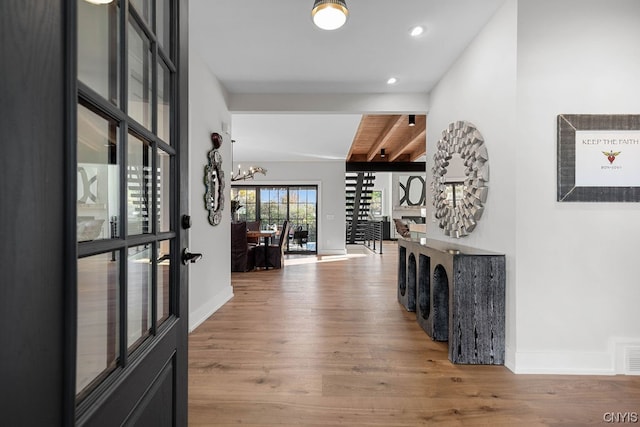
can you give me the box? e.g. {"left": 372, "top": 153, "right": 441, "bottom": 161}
{"left": 73, "top": 0, "right": 189, "bottom": 425}
{"left": 1, "top": 1, "right": 189, "bottom": 425}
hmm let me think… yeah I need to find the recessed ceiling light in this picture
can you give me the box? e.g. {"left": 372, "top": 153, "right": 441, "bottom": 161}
{"left": 387, "top": 77, "right": 398, "bottom": 85}
{"left": 83, "top": 0, "right": 113, "bottom": 4}
{"left": 410, "top": 26, "right": 424, "bottom": 37}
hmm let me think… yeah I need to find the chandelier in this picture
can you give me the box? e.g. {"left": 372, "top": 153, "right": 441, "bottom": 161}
{"left": 231, "top": 165, "right": 267, "bottom": 182}
{"left": 230, "top": 139, "right": 267, "bottom": 182}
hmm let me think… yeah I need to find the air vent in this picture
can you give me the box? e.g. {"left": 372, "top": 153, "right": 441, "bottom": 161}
{"left": 625, "top": 347, "right": 640, "bottom": 375}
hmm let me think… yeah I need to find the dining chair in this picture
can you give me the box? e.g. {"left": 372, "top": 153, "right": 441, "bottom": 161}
{"left": 231, "top": 221, "right": 257, "bottom": 272}
{"left": 246, "top": 220, "right": 261, "bottom": 245}
{"left": 255, "top": 220, "right": 290, "bottom": 269}
{"left": 293, "top": 225, "right": 308, "bottom": 249}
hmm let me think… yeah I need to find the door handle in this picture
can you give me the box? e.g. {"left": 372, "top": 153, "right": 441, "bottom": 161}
{"left": 182, "top": 248, "right": 203, "bottom": 265}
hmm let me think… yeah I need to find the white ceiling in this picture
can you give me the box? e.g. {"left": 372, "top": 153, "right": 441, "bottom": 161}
{"left": 190, "top": 0, "right": 506, "bottom": 161}
{"left": 231, "top": 114, "right": 362, "bottom": 162}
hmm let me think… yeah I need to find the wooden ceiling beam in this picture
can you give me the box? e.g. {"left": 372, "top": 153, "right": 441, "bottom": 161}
{"left": 346, "top": 161, "right": 426, "bottom": 172}
{"left": 348, "top": 153, "right": 368, "bottom": 162}
{"left": 366, "top": 115, "right": 404, "bottom": 161}
{"left": 389, "top": 128, "right": 426, "bottom": 162}
{"left": 346, "top": 117, "right": 369, "bottom": 162}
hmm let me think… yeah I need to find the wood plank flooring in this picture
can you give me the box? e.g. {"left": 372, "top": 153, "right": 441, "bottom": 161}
{"left": 189, "top": 243, "right": 640, "bottom": 426}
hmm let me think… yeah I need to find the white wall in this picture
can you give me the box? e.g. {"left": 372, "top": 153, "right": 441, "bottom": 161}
{"left": 425, "top": 0, "right": 518, "bottom": 367}
{"left": 514, "top": 0, "right": 640, "bottom": 374}
{"left": 188, "top": 50, "right": 234, "bottom": 331}
{"left": 427, "top": 0, "right": 640, "bottom": 374}
{"left": 232, "top": 161, "right": 347, "bottom": 255}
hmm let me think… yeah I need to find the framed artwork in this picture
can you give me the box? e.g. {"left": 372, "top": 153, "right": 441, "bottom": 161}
{"left": 557, "top": 114, "right": 640, "bottom": 202}
{"left": 399, "top": 175, "right": 426, "bottom": 206}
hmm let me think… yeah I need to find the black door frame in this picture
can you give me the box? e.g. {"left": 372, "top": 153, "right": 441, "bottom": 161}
{"left": 73, "top": 0, "right": 190, "bottom": 425}
{"left": 0, "top": 1, "right": 189, "bottom": 425}
{"left": 1, "top": 2, "right": 70, "bottom": 425}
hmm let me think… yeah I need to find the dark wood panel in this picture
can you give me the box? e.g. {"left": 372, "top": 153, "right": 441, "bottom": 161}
{"left": 0, "top": 1, "right": 67, "bottom": 425}
{"left": 452, "top": 255, "right": 506, "bottom": 364}
{"left": 124, "top": 357, "right": 175, "bottom": 427}
{"left": 78, "top": 328, "right": 180, "bottom": 427}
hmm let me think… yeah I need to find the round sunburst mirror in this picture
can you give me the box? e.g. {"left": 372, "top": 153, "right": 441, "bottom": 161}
{"left": 431, "top": 121, "right": 489, "bottom": 238}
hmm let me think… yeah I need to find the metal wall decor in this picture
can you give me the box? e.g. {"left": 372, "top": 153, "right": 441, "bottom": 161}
{"left": 557, "top": 114, "right": 640, "bottom": 202}
{"left": 204, "top": 132, "right": 225, "bottom": 225}
{"left": 399, "top": 175, "right": 426, "bottom": 206}
{"left": 431, "top": 121, "right": 489, "bottom": 238}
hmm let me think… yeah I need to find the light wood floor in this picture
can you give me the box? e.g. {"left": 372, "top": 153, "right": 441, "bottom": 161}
{"left": 189, "top": 242, "right": 640, "bottom": 426}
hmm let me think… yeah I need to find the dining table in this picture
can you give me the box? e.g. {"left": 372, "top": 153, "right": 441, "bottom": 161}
{"left": 246, "top": 229, "right": 276, "bottom": 245}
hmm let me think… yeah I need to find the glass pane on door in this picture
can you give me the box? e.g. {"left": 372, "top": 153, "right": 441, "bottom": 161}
{"left": 157, "top": 239, "right": 171, "bottom": 324}
{"left": 130, "top": 0, "right": 152, "bottom": 24}
{"left": 127, "top": 245, "right": 152, "bottom": 350}
{"left": 156, "top": 0, "right": 171, "bottom": 52}
{"left": 78, "top": 0, "right": 119, "bottom": 106}
{"left": 76, "top": 252, "right": 120, "bottom": 398}
{"left": 157, "top": 59, "right": 171, "bottom": 142}
{"left": 77, "top": 103, "right": 120, "bottom": 242}
{"left": 259, "top": 187, "right": 288, "bottom": 231}
{"left": 157, "top": 149, "right": 171, "bottom": 232}
{"left": 127, "top": 133, "right": 152, "bottom": 235}
{"left": 128, "top": 17, "right": 152, "bottom": 129}
{"left": 288, "top": 187, "right": 317, "bottom": 253}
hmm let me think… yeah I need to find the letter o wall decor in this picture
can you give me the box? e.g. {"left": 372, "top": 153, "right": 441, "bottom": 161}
{"left": 431, "top": 121, "right": 489, "bottom": 238}
{"left": 399, "top": 175, "right": 426, "bottom": 206}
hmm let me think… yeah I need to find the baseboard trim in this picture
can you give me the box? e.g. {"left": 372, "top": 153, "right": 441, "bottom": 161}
{"left": 504, "top": 345, "right": 516, "bottom": 373}
{"left": 189, "top": 285, "right": 234, "bottom": 333}
{"left": 318, "top": 249, "right": 347, "bottom": 256}
{"left": 513, "top": 350, "right": 614, "bottom": 375}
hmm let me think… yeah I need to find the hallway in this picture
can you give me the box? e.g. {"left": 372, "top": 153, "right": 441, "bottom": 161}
{"left": 188, "top": 243, "right": 639, "bottom": 425}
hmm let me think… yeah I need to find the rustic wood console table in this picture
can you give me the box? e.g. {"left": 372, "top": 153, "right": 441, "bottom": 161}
{"left": 397, "top": 238, "right": 505, "bottom": 365}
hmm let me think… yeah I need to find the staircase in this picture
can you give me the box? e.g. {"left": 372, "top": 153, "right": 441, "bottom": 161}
{"left": 345, "top": 172, "right": 375, "bottom": 244}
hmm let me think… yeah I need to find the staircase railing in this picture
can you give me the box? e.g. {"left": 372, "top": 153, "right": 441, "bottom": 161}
{"left": 363, "top": 220, "right": 383, "bottom": 254}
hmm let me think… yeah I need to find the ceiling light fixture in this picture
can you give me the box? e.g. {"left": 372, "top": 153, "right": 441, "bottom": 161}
{"left": 231, "top": 165, "right": 267, "bottom": 182}
{"left": 380, "top": 148, "right": 386, "bottom": 158}
{"left": 387, "top": 77, "right": 397, "bottom": 85}
{"left": 83, "top": 0, "right": 113, "bottom": 4}
{"left": 230, "top": 139, "right": 267, "bottom": 182}
{"left": 408, "top": 114, "right": 416, "bottom": 126}
{"left": 311, "top": 0, "right": 349, "bottom": 31}
{"left": 410, "top": 26, "right": 424, "bottom": 37}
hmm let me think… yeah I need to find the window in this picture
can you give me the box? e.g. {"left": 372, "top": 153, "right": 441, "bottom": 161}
{"left": 231, "top": 187, "right": 257, "bottom": 222}
{"left": 370, "top": 190, "right": 383, "bottom": 217}
{"left": 231, "top": 185, "right": 318, "bottom": 253}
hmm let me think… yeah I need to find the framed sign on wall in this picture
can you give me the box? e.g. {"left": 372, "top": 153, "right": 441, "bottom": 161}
{"left": 557, "top": 114, "right": 640, "bottom": 202}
